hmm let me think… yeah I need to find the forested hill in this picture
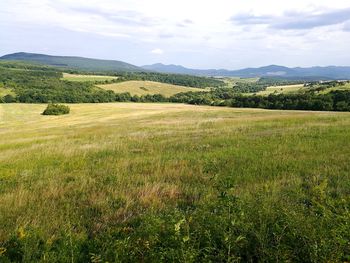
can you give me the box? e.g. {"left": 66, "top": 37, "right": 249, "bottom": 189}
{"left": 0, "top": 52, "right": 144, "bottom": 72}
{"left": 142, "top": 63, "right": 350, "bottom": 80}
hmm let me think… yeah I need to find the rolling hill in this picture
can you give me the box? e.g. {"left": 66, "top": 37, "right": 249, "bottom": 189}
{"left": 0, "top": 52, "right": 144, "bottom": 72}
{"left": 142, "top": 63, "right": 350, "bottom": 80}
{"left": 2, "top": 52, "right": 350, "bottom": 80}
{"left": 98, "top": 80, "right": 207, "bottom": 97}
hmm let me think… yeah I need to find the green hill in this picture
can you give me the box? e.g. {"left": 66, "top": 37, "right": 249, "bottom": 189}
{"left": 0, "top": 52, "right": 144, "bottom": 72}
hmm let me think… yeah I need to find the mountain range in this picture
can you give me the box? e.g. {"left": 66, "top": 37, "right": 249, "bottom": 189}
{"left": 0, "top": 52, "right": 142, "bottom": 72}
{"left": 142, "top": 63, "right": 350, "bottom": 80}
{"left": 1, "top": 52, "right": 350, "bottom": 80}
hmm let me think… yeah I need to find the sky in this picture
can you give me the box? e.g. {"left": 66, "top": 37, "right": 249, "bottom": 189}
{"left": 1, "top": 0, "right": 350, "bottom": 69}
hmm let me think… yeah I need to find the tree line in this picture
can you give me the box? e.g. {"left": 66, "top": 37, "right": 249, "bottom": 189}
{"left": 232, "top": 78, "right": 305, "bottom": 93}
{"left": 1, "top": 61, "right": 350, "bottom": 111}
{"left": 0, "top": 61, "right": 224, "bottom": 104}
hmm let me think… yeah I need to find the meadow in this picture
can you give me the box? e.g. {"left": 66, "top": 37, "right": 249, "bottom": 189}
{"left": 255, "top": 84, "right": 306, "bottom": 95}
{"left": 98, "top": 81, "right": 206, "bottom": 97}
{"left": 62, "top": 73, "right": 118, "bottom": 82}
{"left": 1, "top": 103, "right": 350, "bottom": 262}
{"left": 319, "top": 82, "right": 350, "bottom": 94}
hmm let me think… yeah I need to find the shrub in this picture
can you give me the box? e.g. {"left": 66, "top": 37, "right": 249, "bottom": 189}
{"left": 42, "top": 104, "right": 70, "bottom": 115}
{"left": 3, "top": 94, "right": 16, "bottom": 103}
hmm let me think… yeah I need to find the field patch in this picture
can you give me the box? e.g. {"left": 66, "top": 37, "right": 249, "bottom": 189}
{"left": 319, "top": 82, "right": 350, "bottom": 94}
{"left": 98, "top": 80, "right": 207, "bottom": 97}
{"left": 62, "top": 73, "right": 118, "bottom": 82}
{"left": 256, "top": 84, "right": 306, "bottom": 95}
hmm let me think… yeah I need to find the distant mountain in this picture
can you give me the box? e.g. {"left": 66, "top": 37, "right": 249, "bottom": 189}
{"left": 142, "top": 63, "right": 231, "bottom": 76}
{"left": 0, "top": 52, "right": 144, "bottom": 72}
{"left": 2, "top": 53, "right": 350, "bottom": 79}
{"left": 142, "top": 63, "right": 350, "bottom": 80}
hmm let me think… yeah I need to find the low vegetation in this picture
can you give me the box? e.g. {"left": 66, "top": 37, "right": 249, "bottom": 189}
{"left": 98, "top": 81, "right": 207, "bottom": 97}
{"left": 0, "top": 103, "right": 350, "bottom": 262}
{"left": 42, "top": 103, "right": 70, "bottom": 115}
{"left": 117, "top": 72, "right": 225, "bottom": 88}
{"left": 307, "top": 81, "right": 350, "bottom": 94}
{"left": 62, "top": 73, "right": 118, "bottom": 82}
{"left": 0, "top": 85, "right": 15, "bottom": 98}
{"left": 231, "top": 78, "right": 305, "bottom": 94}
{"left": 256, "top": 84, "right": 305, "bottom": 95}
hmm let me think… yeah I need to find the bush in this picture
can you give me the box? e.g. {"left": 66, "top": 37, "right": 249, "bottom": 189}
{"left": 3, "top": 94, "right": 16, "bottom": 103}
{"left": 42, "top": 104, "right": 70, "bottom": 115}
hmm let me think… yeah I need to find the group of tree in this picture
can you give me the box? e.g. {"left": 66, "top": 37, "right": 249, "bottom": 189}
{"left": 169, "top": 89, "right": 350, "bottom": 111}
{"left": 116, "top": 72, "right": 224, "bottom": 88}
{"left": 1, "top": 61, "right": 350, "bottom": 112}
{"left": 232, "top": 78, "right": 305, "bottom": 94}
{"left": 42, "top": 104, "right": 70, "bottom": 115}
{"left": 304, "top": 80, "right": 350, "bottom": 93}
{"left": 0, "top": 61, "right": 225, "bottom": 104}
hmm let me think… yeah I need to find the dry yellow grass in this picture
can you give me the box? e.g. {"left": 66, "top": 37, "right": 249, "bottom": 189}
{"left": 98, "top": 81, "right": 207, "bottom": 97}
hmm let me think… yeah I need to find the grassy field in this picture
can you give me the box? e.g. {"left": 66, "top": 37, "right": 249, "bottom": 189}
{"left": 1, "top": 103, "right": 350, "bottom": 262}
{"left": 319, "top": 82, "right": 350, "bottom": 94}
{"left": 62, "top": 73, "right": 118, "bottom": 82}
{"left": 98, "top": 81, "right": 206, "bottom": 97}
{"left": 256, "top": 84, "right": 306, "bottom": 95}
{"left": 221, "top": 77, "right": 259, "bottom": 88}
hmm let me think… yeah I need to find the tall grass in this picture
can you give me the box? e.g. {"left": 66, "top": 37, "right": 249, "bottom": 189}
{"left": 0, "top": 103, "right": 350, "bottom": 262}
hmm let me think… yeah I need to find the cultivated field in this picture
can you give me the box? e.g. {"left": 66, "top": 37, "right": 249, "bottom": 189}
{"left": 256, "top": 84, "right": 306, "bottom": 95}
{"left": 98, "top": 80, "right": 206, "bottom": 97}
{"left": 1, "top": 103, "right": 350, "bottom": 262}
{"left": 62, "top": 73, "right": 118, "bottom": 82}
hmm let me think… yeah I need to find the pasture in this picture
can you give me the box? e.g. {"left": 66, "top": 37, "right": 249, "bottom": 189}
{"left": 62, "top": 73, "right": 118, "bottom": 82}
{"left": 256, "top": 84, "right": 306, "bottom": 95}
{"left": 319, "top": 82, "right": 350, "bottom": 94}
{"left": 0, "top": 103, "right": 350, "bottom": 262}
{"left": 98, "top": 80, "right": 206, "bottom": 97}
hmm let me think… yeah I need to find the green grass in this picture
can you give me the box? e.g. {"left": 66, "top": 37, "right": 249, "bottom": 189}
{"left": 256, "top": 84, "right": 306, "bottom": 95}
{"left": 98, "top": 80, "right": 207, "bottom": 97}
{"left": 1, "top": 103, "right": 350, "bottom": 262}
{"left": 221, "top": 77, "right": 259, "bottom": 88}
{"left": 62, "top": 73, "right": 118, "bottom": 82}
{"left": 319, "top": 82, "right": 350, "bottom": 94}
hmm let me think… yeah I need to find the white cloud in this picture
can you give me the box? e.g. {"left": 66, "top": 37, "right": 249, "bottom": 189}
{"left": 1, "top": 0, "right": 350, "bottom": 68}
{"left": 150, "top": 48, "right": 164, "bottom": 55}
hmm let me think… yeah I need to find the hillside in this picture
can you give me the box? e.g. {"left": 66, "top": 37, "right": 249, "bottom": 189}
{"left": 98, "top": 80, "right": 207, "bottom": 97}
{"left": 0, "top": 52, "right": 144, "bottom": 72}
{"left": 62, "top": 73, "right": 118, "bottom": 82}
{"left": 143, "top": 63, "right": 350, "bottom": 80}
{"left": 2, "top": 53, "right": 350, "bottom": 80}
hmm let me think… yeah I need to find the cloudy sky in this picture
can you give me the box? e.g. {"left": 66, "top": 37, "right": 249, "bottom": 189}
{"left": 1, "top": 0, "right": 350, "bottom": 69}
